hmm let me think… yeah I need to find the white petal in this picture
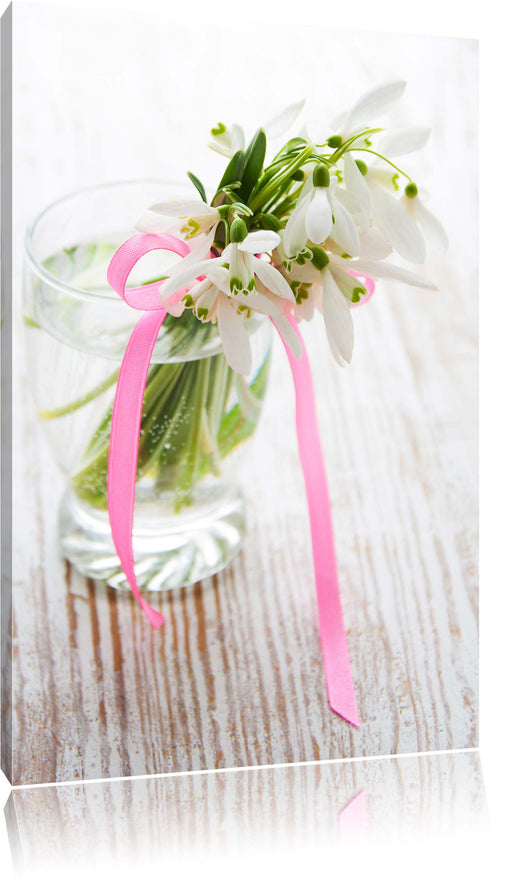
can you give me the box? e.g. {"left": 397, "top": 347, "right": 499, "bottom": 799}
{"left": 331, "top": 186, "right": 361, "bottom": 216}
{"left": 147, "top": 199, "right": 215, "bottom": 219}
{"left": 251, "top": 256, "right": 295, "bottom": 302}
{"left": 159, "top": 283, "right": 187, "bottom": 315}
{"left": 330, "top": 196, "right": 360, "bottom": 256}
{"left": 272, "top": 313, "right": 303, "bottom": 359}
{"left": 264, "top": 100, "right": 305, "bottom": 138}
{"left": 135, "top": 210, "right": 181, "bottom": 235}
{"left": 370, "top": 182, "right": 426, "bottom": 263}
{"left": 163, "top": 257, "right": 217, "bottom": 294}
{"left": 358, "top": 229, "right": 393, "bottom": 260}
{"left": 340, "top": 80, "right": 406, "bottom": 134}
{"left": 328, "top": 110, "right": 347, "bottom": 132}
{"left": 414, "top": 198, "right": 449, "bottom": 254}
{"left": 282, "top": 193, "right": 311, "bottom": 256}
{"left": 164, "top": 230, "right": 214, "bottom": 272}
{"left": 229, "top": 245, "right": 252, "bottom": 290}
{"left": 294, "top": 285, "right": 318, "bottom": 321}
{"left": 217, "top": 296, "right": 252, "bottom": 375}
{"left": 305, "top": 189, "right": 333, "bottom": 244}
{"left": 377, "top": 126, "right": 431, "bottom": 157}
{"left": 322, "top": 270, "right": 354, "bottom": 365}
{"left": 230, "top": 289, "right": 281, "bottom": 316}
{"left": 342, "top": 154, "right": 371, "bottom": 230}
{"left": 239, "top": 230, "right": 281, "bottom": 254}
{"left": 205, "top": 264, "right": 231, "bottom": 294}
{"left": 281, "top": 261, "right": 320, "bottom": 284}
{"left": 209, "top": 141, "right": 234, "bottom": 158}
{"left": 351, "top": 259, "right": 437, "bottom": 289}
{"left": 230, "top": 124, "right": 245, "bottom": 153}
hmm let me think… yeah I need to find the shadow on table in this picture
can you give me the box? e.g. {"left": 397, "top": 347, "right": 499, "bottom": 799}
{"left": 5, "top": 750, "right": 485, "bottom": 870}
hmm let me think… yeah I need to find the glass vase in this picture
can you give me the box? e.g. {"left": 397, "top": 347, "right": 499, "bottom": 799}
{"left": 23, "top": 181, "right": 272, "bottom": 592}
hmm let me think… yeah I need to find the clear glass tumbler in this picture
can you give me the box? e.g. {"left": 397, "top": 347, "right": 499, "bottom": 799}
{"left": 23, "top": 181, "right": 272, "bottom": 592}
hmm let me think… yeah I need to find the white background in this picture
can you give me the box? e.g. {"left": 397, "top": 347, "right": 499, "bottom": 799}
{"left": 1, "top": 0, "right": 509, "bottom": 880}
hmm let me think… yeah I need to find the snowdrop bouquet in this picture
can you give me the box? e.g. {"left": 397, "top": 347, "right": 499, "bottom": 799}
{"left": 136, "top": 80, "right": 447, "bottom": 375}
{"left": 59, "top": 79, "right": 446, "bottom": 609}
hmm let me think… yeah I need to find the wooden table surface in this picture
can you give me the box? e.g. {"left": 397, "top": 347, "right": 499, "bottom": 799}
{"left": 7, "top": 6, "right": 478, "bottom": 785}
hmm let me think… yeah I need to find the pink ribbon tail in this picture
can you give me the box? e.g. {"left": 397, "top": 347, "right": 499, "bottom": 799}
{"left": 106, "top": 233, "right": 190, "bottom": 629}
{"left": 273, "top": 315, "right": 360, "bottom": 728}
{"left": 107, "top": 310, "right": 167, "bottom": 628}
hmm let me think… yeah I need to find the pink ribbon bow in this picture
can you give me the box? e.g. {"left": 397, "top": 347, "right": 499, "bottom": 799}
{"left": 107, "top": 233, "right": 373, "bottom": 727}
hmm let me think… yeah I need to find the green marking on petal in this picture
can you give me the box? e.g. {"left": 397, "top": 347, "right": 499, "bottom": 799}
{"left": 392, "top": 173, "right": 400, "bottom": 191}
{"left": 230, "top": 276, "right": 244, "bottom": 293}
{"left": 310, "top": 246, "right": 329, "bottom": 271}
{"left": 211, "top": 122, "right": 227, "bottom": 136}
{"left": 351, "top": 286, "right": 367, "bottom": 303}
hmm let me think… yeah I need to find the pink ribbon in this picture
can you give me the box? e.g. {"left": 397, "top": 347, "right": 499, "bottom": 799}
{"left": 107, "top": 233, "right": 190, "bottom": 629}
{"left": 273, "top": 317, "right": 359, "bottom": 727}
{"left": 107, "top": 234, "right": 372, "bottom": 726}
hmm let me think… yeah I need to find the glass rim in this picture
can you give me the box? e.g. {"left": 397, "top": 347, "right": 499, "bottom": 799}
{"left": 24, "top": 178, "right": 184, "bottom": 302}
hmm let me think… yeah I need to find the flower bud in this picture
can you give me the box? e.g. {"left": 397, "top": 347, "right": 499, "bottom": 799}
{"left": 355, "top": 159, "right": 368, "bottom": 176}
{"left": 405, "top": 182, "right": 418, "bottom": 198}
{"left": 260, "top": 213, "right": 283, "bottom": 231}
{"left": 327, "top": 135, "right": 343, "bottom": 148}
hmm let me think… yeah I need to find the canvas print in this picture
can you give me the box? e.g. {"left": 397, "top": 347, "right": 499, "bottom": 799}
{"left": 1, "top": 1, "right": 478, "bottom": 785}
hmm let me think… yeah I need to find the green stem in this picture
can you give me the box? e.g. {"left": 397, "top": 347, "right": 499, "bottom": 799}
{"left": 38, "top": 368, "right": 120, "bottom": 420}
{"left": 345, "top": 147, "right": 412, "bottom": 181}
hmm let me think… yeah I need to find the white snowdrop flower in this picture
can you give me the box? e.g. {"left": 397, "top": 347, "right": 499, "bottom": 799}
{"left": 331, "top": 80, "right": 407, "bottom": 141}
{"left": 209, "top": 122, "right": 245, "bottom": 158}
{"left": 158, "top": 226, "right": 298, "bottom": 375}
{"left": 210, "top": 101, "right": 305, "bottom": 159}
{"left": 136, "top": 199, "right": 220, "bottom": 240}
{"left": 224, "top": 221, "right": 296, "bottom": 302}
{"left": 365, "top": 175, "right": 427, "bottom": 263}
{"left": 283, "top": 164, "right": 360, "bottom": 257}
{"left": 376, "top": 125, "right": 431, "bottom": 157}
{"left": 400, "top": 184, "right": 449, "bottom": 254}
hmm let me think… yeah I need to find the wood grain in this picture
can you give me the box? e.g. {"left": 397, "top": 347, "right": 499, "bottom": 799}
{"left": 6, "top": 751, "right": 485, "bottom": 868}
{"left": 7, "top": 8, "right": 478, "bottom": 785}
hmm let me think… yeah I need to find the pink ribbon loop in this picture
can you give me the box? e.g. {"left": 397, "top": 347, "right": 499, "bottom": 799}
{"left": 106, "top": 233, "right": 190, "bottom": 629}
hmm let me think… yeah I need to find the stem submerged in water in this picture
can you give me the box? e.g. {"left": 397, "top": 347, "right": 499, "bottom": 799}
{"left": 71, "top": 332, "right": 270, "bottom": 513}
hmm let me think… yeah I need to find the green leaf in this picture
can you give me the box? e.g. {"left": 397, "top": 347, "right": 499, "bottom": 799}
{"left": 216, "top": 150, "right": 245, "bottom": 193}
{"left": 187, "top": 171, "right": 207, "bottom": 202}
{"left": 239, "top": 128, "right": 266, "bottom": 202}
